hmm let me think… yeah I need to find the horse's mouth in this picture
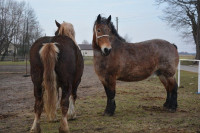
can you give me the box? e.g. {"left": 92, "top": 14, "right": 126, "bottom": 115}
{"left": 101, "top": 51, "right": 110, "bottom": 56}
{"left": 101, "top": 49, "right": 111, "bottom": 56}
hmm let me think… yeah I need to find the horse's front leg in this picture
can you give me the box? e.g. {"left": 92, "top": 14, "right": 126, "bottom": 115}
{"left": 102, "top": 76, "right": 116, "bottom": 116}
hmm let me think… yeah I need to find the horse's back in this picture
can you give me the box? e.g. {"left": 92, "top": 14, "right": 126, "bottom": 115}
{"left": 130, "top": 39, "right": 178, "bottom": 63}
{"left": 133, "top": 39, "right": 179, "bottom": 77}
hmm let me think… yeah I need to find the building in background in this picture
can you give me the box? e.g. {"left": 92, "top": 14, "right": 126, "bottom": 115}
{"left": 78, "top": 44, "right": 93, "bottom": 56}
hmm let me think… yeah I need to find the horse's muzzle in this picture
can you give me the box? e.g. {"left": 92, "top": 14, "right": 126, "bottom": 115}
{"left": 102, "top": 48, "right": 111, "bottom": 56}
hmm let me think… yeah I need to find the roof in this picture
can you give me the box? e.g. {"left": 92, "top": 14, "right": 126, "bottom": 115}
{"left": 78, "top": 44, "right": 93, "bottom": 50}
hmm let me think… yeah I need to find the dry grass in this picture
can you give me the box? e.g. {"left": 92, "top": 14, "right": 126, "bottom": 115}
{"left": 40, "top": 71, "right": 200, "bottom": 133}
{"left": 179, "top": 55, "right": 196, "bottom": 65}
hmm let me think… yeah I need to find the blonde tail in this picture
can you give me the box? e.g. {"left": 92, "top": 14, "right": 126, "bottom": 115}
{"left": 39, "top": 43, "right": 59, "bottom": 121}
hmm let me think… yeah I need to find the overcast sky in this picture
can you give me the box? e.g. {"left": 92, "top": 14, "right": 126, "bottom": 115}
{"left": 17, "top": 0, "right": 196, "bottom": 53}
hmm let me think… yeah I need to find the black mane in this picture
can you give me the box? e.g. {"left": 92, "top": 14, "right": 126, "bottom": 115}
{"left": 94, "top": 17, "right": 126, "bottom": 42}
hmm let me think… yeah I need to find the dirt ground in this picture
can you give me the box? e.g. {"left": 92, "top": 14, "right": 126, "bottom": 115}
{"left": 0, "top": 65, "right": 103, "bottom": 133}
{"left": 0, "top": 65, "right": 200, "bottom": 133}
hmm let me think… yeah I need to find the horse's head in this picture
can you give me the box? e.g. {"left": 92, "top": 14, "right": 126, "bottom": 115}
{"left": 93, "top": 14, "right": 112, "bottom": 56}
{"left": 55, "top": 20, "right": 76, "bottom": 42}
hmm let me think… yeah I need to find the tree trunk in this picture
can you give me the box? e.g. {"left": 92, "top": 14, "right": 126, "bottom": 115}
{"left": 196, "top": 0, "right": 200, "bottom": 60}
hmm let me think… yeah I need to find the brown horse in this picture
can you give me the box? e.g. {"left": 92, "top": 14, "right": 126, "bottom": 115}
{"left": 92, "top": 14, "right": 179, "bottom": 116}
{"left": 30, "top": 21, "right": 83, "bottom": 133}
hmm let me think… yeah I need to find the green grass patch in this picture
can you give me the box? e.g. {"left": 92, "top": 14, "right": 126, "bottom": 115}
{"left": 179, "top": 55, "right": 195, "bottom": 60}
{"left": 83, "top": 56, "right": 93, "bottom": 65}
{"left": 0, "top": 57, "right": 93, "bottom": 66}
{"left": 39, "top": 71, "right": 200, "bottom": 133}
{"left": 179, "top": 55, "right": 196, "bottom": 65}
{"left": 0, "top": 61, "right": 29, "bottom": 65}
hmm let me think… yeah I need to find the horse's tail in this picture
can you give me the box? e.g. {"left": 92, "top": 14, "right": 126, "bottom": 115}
{"left": 39, "top": 42, "right": 59, "bottom": 121}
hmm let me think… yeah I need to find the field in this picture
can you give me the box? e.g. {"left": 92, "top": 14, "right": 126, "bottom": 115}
{"left": 0, "top": 62, "right": 200, "bottom": 133}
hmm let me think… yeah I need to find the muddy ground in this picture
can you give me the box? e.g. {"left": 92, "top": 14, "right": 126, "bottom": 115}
{"left": 0, "top": 65, "right": 104, "bottom": 133}
{"left": 0, "top": 65, "right": 200, "bottom": 133}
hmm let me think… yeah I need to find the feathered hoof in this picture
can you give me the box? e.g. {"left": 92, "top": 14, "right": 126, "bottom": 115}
{"left": 68, "top": 113, "right": 76, "bottom": 121}
{"left": 30, "top": 125, "right": 41, "bottom": 133}
{"left": 59, "top": 127, "right": 70, "bottom": 133}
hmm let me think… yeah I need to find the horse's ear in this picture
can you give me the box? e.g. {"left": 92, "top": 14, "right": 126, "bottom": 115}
{"left": 97, "top": 14, "right": 101, "bottom": 23}
{"left": 55, "top": 20, "right": 60, "bottom": 28}
{"left": 107, "top": 15, "right": 111, "bottom": 24}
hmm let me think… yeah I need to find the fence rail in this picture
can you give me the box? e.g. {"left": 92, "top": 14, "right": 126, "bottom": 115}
{"left": 0, "top": 55, "right": 27, "bottom": 61}
{"left": 178, "top": 59, "right": 200, "bottom": 94}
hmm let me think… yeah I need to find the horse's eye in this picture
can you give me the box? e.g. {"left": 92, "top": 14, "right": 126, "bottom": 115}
{"left": 97, "top": 29, "right": 101, "bottom": 32}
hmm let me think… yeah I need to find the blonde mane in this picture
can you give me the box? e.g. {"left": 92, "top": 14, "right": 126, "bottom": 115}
{"left": 56, "top": 21, "right": 80, "bottom": 49}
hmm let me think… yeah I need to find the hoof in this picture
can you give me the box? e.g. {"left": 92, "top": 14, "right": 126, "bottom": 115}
{"left": 67, "top": 113, "right": 76, "bottom": 121}
{"left": 30, "top": 127, "right": 41, "bottom": 133}
{"left": 59, "top": 127, "right": 70, "bottom": 133}
{"left": 168, "top": 108, "right": 176, "bottom": 113}
{"left": 103, "top": 110, "right": 114, "bottom": 116}
{"left": 30, "top": 122, "right": 41, "bottom": 133}
{"left": 163, "top": 106, "right": 176, "bottom": 113}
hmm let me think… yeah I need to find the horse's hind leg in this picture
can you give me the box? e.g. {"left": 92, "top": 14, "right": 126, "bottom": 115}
{"left": 67, "top": 80, "right": 81, "bottom": 120}
{"left": 30, "top": 83, "right": 43, "bottom": 133}
{"left": 59, "top": 83, "right": 71, "bottom": 133}
{"left": 101, "top": 76, "right": 116, "bottom": 116}
{"left": 159, "top": 75, "right": 178, "bottom": 112}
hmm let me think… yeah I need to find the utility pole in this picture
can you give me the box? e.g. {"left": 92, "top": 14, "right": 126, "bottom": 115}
{"left": 24, "top": 18, "right": 30, "bottom": 77}
{"left": 116, "top": 17, "right": 118, "bottom": 33}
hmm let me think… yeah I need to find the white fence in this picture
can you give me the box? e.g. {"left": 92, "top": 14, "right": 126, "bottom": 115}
{"left": 178, "top": 59, "right": 200, "bottom": 94}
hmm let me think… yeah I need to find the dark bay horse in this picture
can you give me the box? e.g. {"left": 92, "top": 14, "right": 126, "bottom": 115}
{"left": 92, "top": 14, "right": 179, "bottom": 116}
{"left": 30, "top": 21, "right": 83, "bottom": 133}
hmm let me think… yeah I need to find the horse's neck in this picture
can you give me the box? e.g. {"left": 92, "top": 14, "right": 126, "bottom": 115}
{"left": 111, "top": 37, "right": 124, "bottom": 48}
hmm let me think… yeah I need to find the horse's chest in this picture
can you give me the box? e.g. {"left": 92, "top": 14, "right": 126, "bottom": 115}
{"left": 94, "top": 58, "right": 118, "bottom": 76}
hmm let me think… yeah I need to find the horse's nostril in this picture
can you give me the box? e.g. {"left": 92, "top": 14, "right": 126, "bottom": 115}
{"left": 103, "top": 48, "right": 111, "bottom": 56}
{"left": 104, "top": 48, "right": 109, "bottom": 54}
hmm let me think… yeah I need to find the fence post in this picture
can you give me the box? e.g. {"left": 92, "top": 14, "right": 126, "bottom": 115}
{"left": 178, "top": 60, "right": 180, "bottom": 87}
{"left": 198, "top": 62, "right": 200, "bottom": 94}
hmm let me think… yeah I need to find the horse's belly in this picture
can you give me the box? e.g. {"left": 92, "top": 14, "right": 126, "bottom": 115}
{"left": 117, "top": 75, "right": 150, "bottom": 82}
{"left": 117, "top": 69, "right": 154, "bottom": 82}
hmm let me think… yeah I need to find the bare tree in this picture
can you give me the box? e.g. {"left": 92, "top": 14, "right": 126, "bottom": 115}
{"left": 156, "top": 0, "right": 200, "bottom": 59}
{"left": 82, "top": 40, "right": 90, "bottom": 44}
{"left": 0, "top": 0, "right": 43, "bottom": 60}
{"left": 124, "top": 34, "right": 132, "bottom": 43}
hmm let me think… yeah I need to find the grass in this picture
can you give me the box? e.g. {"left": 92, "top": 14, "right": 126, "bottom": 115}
{"left": 39, "top": 70, "right": 200, "bottom": 133}
{"left": 179, "top": 55, "right": 196, "bottom": 65}
{"left": 0, "top": 55, "right": 195, "bottom": 66}
{"left": 0, "top": 56, "right": 94, "bottom": 66}
{"left": 83, "top": 56, "right": 93, "bottom": 65}
{"left": 0, "top": 61, "right": 29, "bottom": 65}
{"left": 179, "top": 55, "right": 195, "bottom": 60}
